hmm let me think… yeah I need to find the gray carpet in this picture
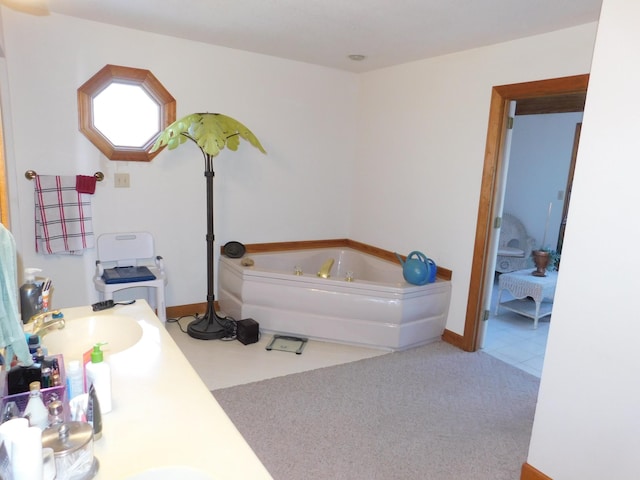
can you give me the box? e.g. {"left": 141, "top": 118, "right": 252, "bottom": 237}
{"left": 213, "top": 341, "right": 539, "bottom": 480}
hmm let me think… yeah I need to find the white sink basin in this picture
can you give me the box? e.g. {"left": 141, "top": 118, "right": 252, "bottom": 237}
{"left": 125, "top": 466, "right": 214, "bottom": 479}
{"left": 42, "top": 314, "right": 143, "bottom": 361}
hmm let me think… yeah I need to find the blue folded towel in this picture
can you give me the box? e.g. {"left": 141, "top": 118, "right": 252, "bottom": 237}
{"left": 0, "top": 224, "right": 33, "bottom": 368}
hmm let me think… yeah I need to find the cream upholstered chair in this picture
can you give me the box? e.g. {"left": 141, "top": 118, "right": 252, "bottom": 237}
{"left": 496, "top": 213, "right": 536, "bottom": 273}
{"left": 93, "top": 232, "right": 167, "bottom": 322}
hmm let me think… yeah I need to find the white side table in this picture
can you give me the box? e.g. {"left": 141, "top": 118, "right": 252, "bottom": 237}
{"left": 495, "top": 269, "right": 558, "bottom": 328}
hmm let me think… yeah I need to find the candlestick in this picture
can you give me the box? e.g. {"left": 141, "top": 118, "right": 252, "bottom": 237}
{"left": 541, "top": 202, "right": 552, "bottom": 248}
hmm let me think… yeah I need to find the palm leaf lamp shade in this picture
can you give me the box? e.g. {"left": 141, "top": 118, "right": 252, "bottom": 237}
{"left": 150, "top": 113, "right": 266, "bottom": 339}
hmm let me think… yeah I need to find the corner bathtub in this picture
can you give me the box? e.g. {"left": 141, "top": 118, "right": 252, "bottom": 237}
{"left": 218, "top": 248, "right": 452, "bottom": 351}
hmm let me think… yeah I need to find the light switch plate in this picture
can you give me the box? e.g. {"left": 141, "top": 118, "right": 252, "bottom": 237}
{"left": 114, "top": 173, "right": 130, "bottom": 188}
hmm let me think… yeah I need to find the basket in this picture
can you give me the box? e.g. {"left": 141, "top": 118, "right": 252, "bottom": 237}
{"left": 1, "top": 354, "right": 67, "bottom": 415}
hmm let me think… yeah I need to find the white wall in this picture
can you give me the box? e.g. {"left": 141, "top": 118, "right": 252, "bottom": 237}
{"left": 504, "top": 112, "right": 583, "bottom": 250}
{"left": 527, "top": 0, "right": 640, "bottom": 477}
{"left": 0, "top": 9, "right": 599, "bottom": 340}
{"left": 1, "top": 10, "right": 357, "bottom": 309}
{"left": 354, "top": 24, "right": 597, "bottom": 335}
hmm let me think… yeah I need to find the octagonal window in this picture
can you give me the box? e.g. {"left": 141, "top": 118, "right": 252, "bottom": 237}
{"left": 78, "top": 65, "right": 176, "bottom": 161}
{"left": 93, "top": 83, "right": 160, "bottom": 147}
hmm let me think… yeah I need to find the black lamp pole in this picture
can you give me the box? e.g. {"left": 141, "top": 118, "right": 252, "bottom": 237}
{"left": 149, "top": 113, "right": 265, "bottom": 340}
{"left": 186, "top": 150, "right": 235, "bottom": 340}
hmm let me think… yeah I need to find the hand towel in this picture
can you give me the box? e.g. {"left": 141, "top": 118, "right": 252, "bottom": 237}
{"left": 34, "top": 175, "right": 95, "bottom": 255}
{"left": 76, "top": 175, "right": 97, "bottom": 194}
{"left": 0, "top": 223, "right": 33, "bottom": 368}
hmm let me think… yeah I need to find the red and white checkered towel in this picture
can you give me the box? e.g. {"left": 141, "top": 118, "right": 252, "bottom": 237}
{"left": 34, "top": 175, "right": 95, "bottom": 255}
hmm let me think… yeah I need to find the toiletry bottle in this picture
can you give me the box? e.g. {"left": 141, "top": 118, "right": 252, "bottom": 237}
{"left": 85, "top": 344, "right": 112, "bottom": 413}
{"left": 34, "top": 347, "right": 45, "bottom": 364}
{"left": 28, "top": 335, "right": 41, "bottom": 357}
{"left": 23, "top": 381, "right": 49, "bottom": 430}
{"left": 66, "top": 360, "right": 84, "bottom": 399}
{"left": 41, "top": 278, "right": 52, "bottom": 312}
{"left": 19, "top": 268, "right": 43, "bottom": 323}
{"left": 87, "top": 383, "right": 102, "bottom": 440}
{"left": 50, "top": 357, "right": 61, "bottom": 387}
{"left": 41, "top": 367, "right": 52, "bottom": 388}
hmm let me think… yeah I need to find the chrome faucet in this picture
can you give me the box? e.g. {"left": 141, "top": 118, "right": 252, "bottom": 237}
{"left": 27, "top": 310, "right": 65, "bottom": 338}
{"left": 317, "top": 258, "right": 335, "bottom": 279}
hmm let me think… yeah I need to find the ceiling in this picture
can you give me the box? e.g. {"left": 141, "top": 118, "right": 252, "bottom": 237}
{"left": 19, "top": 0, "right": 602, "bottom": 72}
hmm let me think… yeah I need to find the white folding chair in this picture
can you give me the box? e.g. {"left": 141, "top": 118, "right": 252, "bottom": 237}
{"left": 93, "top": 232, "right": 167, "bottom": 322}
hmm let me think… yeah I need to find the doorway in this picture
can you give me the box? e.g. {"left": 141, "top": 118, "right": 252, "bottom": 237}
{"left": 481, "top": 114, "right": 582, "bottom": 375}
{"left": 461, "top": 74, "right": 589, "bottom": 353}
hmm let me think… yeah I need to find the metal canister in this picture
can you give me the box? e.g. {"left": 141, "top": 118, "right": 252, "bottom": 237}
{"left": 42, "top": 421, "right": 97, "bottom": 480}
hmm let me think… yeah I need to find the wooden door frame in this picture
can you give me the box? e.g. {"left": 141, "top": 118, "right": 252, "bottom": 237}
{"left": 557, "top": 123, "right": 581, "bottom": 253}
{"left": 459, "top": 74, "right": 589, "bottom": 352}
{"left": 0, "top": 117, "right": 9, "bottom": 227}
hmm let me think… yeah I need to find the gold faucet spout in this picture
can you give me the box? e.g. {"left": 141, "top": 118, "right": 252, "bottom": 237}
{"left": 317, "top": 258, "right": 335, "bottom": 279}
{"left": 28, "top": 310, "right": 61, "bottom": 327}
{"left": 27, "top": 310, "right": 65, "bottom": 338}
{"left": 33, "top": 318, "right": 66, "bottom": 339}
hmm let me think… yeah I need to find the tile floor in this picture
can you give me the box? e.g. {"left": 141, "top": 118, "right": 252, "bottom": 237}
{"left": 166, "top": 316, "right": 387, "bottom": 390}
{"left": 480, "top": 275, "right": 551, "bottom": 377}
{"left": 167, "top": 277, "right": 550, "bottom": 389}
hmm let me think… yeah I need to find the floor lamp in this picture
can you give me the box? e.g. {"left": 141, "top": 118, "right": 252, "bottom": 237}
{"left": 150, "top": 113, "right": 266, "bottom": 339}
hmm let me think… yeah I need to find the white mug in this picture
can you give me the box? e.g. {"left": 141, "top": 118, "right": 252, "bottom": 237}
{"left": 42, "top": 447, "right": 57, "bottom": 480}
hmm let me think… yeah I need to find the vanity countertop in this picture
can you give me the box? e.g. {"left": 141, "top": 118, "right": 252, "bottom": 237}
{"left": 47, "top": 300, "right": 272, "bottom": 480}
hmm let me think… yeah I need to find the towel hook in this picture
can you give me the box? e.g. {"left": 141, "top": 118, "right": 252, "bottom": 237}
{"left": 25, "top": 170, "right": 104, "bottom": 181}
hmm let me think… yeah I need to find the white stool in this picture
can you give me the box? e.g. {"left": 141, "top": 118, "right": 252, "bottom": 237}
{"left": 93, "top": 232, "right": 167, "bottom": 323}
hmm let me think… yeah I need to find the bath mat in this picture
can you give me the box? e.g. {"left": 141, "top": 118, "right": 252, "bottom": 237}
{"left": 265, "top": 335, "right": 308, "bottom": 354}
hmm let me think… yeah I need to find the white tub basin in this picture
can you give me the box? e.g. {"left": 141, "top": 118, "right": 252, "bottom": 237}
{"left": 41, "top": 314, "right": 143, "bottom": 361}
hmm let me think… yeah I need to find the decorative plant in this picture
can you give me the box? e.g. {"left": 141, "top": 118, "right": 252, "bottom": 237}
{"left": 151, "top": 113, "right": 266, "bottom": 158}
{"left": 528, "top": 202, "right": 561, "bottom": 275}
{"left": 533, "top": 247, "right": 560, "bottom": 271}
{"left": 150, "top": 113, "right": 266, "bottom": 340}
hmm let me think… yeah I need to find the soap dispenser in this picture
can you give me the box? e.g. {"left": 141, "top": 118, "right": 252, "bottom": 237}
{"left": 85, "top": 344, "right": 112, "bottom": 414}
{"left": 19, "top": 268, "right": 43, "bottom": 322}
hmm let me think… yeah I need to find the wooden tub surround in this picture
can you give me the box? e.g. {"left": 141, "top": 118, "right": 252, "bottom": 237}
{"left": 234, "top": 238, "right": 452, "bottom": 280}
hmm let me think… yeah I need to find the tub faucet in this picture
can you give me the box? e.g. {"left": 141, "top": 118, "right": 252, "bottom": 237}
{"left": 317, "top": 258, "right": 335, "bottom": 279}
{"left": 27, "top": 310, "right": 65, "bottom": 338}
